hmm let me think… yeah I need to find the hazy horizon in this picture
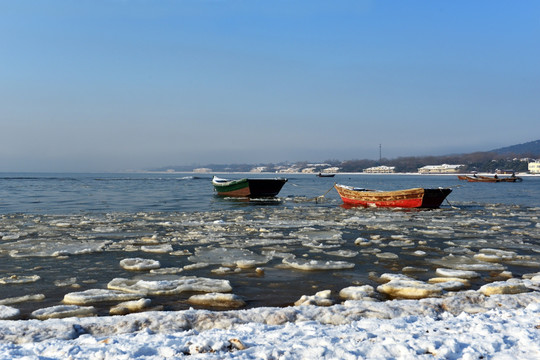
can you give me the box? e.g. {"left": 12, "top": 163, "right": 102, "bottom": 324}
{"left": 2, "top": 1, "right": 539, "bottom": 173}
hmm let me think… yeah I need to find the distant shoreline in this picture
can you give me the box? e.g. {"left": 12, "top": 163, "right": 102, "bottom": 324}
{"left": 142, "top": 170, "right": 540, "bottom": 177}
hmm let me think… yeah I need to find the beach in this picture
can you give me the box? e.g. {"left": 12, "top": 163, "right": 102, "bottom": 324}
{"left": 1, "top": 290, "right": 540, "bottom": 359}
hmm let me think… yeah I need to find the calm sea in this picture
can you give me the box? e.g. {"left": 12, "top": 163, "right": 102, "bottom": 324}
{"left": 1, "top": 172, "right": 539, "bottom": 318}
{"left": 1, "top": 172, "right": 539, "bottom": 213}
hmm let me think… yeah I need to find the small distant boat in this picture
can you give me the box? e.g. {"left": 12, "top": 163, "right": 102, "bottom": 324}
{"left": 457, "top": 175, "right": 522, "bottom": 183}
{"left": 317, "top": 173, "right": 335, "bottom": 178}
{"left": 212, "top": 176, "right": 287, "bottom": 197}
{"left": 334, "top": 184, "right": 452, "bottom": 209}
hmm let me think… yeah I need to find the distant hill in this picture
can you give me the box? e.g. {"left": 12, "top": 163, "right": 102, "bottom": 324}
{"left": 491, "top": 139, "right": 540, "bottom": 157}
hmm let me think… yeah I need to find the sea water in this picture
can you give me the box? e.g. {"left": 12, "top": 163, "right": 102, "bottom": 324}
{"left": 1, "top": 172, "right": 539, "bottom": 318}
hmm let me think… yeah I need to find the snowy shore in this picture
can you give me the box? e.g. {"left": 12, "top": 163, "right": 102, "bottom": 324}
{"left": 1, "top": 290, "right": 539, "bottom": 359}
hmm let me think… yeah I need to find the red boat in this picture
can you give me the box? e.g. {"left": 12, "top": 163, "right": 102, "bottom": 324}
{"left": 334, "top": 184, "right": 452, "bottom": 209}
{"left": 457, "top": 175, "right": 522, "bottom": 183}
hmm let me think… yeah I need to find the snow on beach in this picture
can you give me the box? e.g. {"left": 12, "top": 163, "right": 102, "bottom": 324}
{"left": 0, "top": 290, "right": 540, "bottom": 359}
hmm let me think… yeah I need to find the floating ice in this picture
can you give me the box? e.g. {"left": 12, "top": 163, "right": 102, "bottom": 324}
{"left": 435, "top": 268, "right": 480, "bottom": 279}
{"left": 474, "top": 248, "right": 517, "bottom": 262}
{"left": 339, "top": 285, "right": 377, "bottom": 300}
{"left": 402, "top": 266, "right": 428, "bottom": 273}
{"left": 294, "top": 290, "right": 334, "bottom": 306}
{"left": 377, "top": 278, "right": 443, "bottom": 299}
{"left": 170, "top": 249, "right": 192, "bottom": 256}
{"left": 282, "top": 257, "right": 355, "bottom": 270}
{"left": 325, "top": 249, "right": 358, "bottom": 258}
{"left": 0, "top": 274, "right": 41, "bottom": 284}
{"left": 140, "top": 235, "right": 159, "bottom": 243}
{"left": 141, "top": 244, "right": 173, "bottom": 253}
{"left": 430, "top": 255, "right": 505, "bottom": 272}
{"left": 379, "top": 273, "right": 412, "bottom": 282}
{"left": 1, "top": 201, "right": 540, "bottom": 325}
{"left": 31, "top": 305, "right": 96, "bottom": 320}
{"left": 1, "top": 239, "right": 110, "bottom": 258}
{"left": 109, "top": 298, "right": 152, "bottom": 315}
{"left": 63, "top": 289, "right": 145, "bottom": 305}
{"left": 433, "top": 280, "right": 467, "bottom": 291}
{"left": 119, "top": 258, "right": 161, "bottom": 271}
{"left": 187, "top": 293, "right": 246, "bottom": 308}
{"left": 188, "top": 247, "right": 270, "bottom": 267}
{"left": 183, "top": 262, "right": 209, "bottom": 270}
{"left": 0, "top": 294, "right": 45, "bottom": 306}
{"left": 479, "top": 279, "right": 531, "bottom": 296}
{"left": 211, "top": 267, "right": 238, "bottom": 274}
{"left": 375, "top": 252, "right": 399, "bottom": 260}
{"left": 354, "top": 237, "right": 371, "bottom": 246}
{"left": 107, "top": 276, "right": 233, "bottom": 296}
{"left": 296, "top": 229, "right": 342, "bottom": 241}
{"left": 428, "top": 277, "right": 470, "bottom": 287}
{"left": 149, "top": 267, "right": 184, "bottom": 275}
{"left": 54, "top": 277, "right": 78, "bottom": 287}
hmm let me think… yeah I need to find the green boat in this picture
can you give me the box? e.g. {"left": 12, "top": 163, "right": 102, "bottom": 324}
{"left": 212, "top": 176, "right": 287, "bottom": 197}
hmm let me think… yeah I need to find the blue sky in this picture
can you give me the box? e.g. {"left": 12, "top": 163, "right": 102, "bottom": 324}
{"left": 1, "top": 0, "right": 539, "bottom": 172}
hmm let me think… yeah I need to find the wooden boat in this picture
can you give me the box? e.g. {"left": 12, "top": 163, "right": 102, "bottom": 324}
{"left": 317, "top": 173, "right": 335, "bottom": 178}
{"left": 212, "top": 176, "right": 287, "bottom": 197}
{"left": 457, "top": 175, "right": 522, "bottom": 183}
{"left": 334, "top": 184, "right": 452, "bottom": 208}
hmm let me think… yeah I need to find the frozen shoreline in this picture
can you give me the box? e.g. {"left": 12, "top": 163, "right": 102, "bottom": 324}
{"left": 0, "top": 291, "right": 539, "bottom": 359}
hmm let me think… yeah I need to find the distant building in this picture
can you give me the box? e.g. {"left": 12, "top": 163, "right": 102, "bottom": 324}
{"left": 529, "top": 161, "right": 540, "bottom": 174}
{"left": 418, "top": 164, "right": 463, "bottom": 174}
{"left": 193, "top": 168, "right": 212, "bottom": 173}
{"left": 277, "top": 167, "right": 300, "bottom": 173}
{"left": 250, "top": 167, "right": 268, "bottom": 173}
{"left": 302, "top": 167, "right": 317, "bottom": 173}
{"left": 322, "top": 167, "right": 340, "bottom": 174}
{"left": 363, "top": 165, "right": 395, "bottom": 174}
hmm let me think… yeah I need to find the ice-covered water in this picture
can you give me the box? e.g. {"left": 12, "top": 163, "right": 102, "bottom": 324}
{"left": 1, "top": 173, "right": 539, "bottom": 319}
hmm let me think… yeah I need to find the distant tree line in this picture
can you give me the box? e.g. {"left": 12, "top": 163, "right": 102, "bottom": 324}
{"left": 151, "top": 151, "right": 537, "bottom": 173}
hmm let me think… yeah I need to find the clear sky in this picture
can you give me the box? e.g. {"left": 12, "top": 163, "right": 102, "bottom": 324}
{"left": 1, "top": 0, "right": 539, "bottom": 172}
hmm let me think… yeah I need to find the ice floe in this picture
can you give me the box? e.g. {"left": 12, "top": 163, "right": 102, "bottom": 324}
{"left": 478, "top": 279, "right": 532, "bottom": 296}
{"left": 188, "top": 247, "right": 270, "bottom": 267}
{"left": 107, "top": 276, "right": 233, "bottom": 296}
{"left": 63, "top": 289, "right": 145, "bottom": 305}
{"left": 119, "top": 257, "right": 161, "bottom": 271}
{"left": 187, "top": 293, "right": 246, "bottom": 308}
{"left": 109, "top": 298, "right": 152, "bottom": 315}
{"left": 377, "top": 278, "right": 443, "bottom": 299}
{"left": 435, "top": 267, "right": 480, "bottom": 279}
{"left": 294, "top": 290, "right": 334, "bottom": 306}
{"left": 339, "top": 285, "right": 377, "bottom": 300}
{"left": 1, "top": 239, "right": 110, "bottom": 258}
{"left": 0, "top": 275, "right": 41, "bottom": 284}
{"left": 282, "top": 257, "right": 355, "bottom": 270}
{"left": 31, "top": 305, "right": 96, "bottom": 320}
{"left": 0, "top": 294, "right": 46, "bottom": 306}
